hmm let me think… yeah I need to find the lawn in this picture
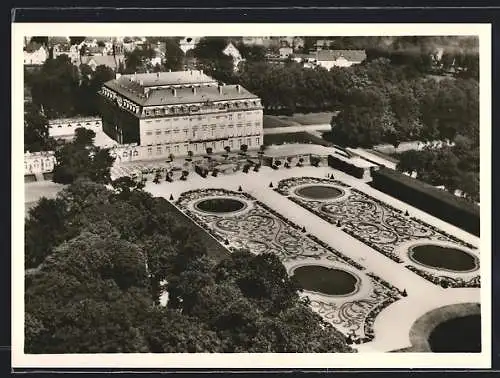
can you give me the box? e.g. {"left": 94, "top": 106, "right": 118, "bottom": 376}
{"left": 287, "top": 111, "right": 338, "bottom": 125}
{"left": 264, "top": 132, "right": 333, "bottom": 147}
{"left": 367, "top": 149, "right": 400, "bottom": 164}
{"left": 263, "top": 112, "right": 338, "bottom": 128}
{"left": 263, "top": 115, "right": 299, "bottom": 128}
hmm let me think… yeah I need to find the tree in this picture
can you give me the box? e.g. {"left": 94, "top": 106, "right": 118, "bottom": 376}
{"left": 25, "top": 197, "right": 68, "bottom": 269}
{"left": 30, "top": 36, "right": 49, "bottom": 45}
{"left": 30, "top": 55, "right": 81, "bottom": 118}
{"left": 193, "top": 37, "right": 235, "bottom": 83}
{"left": 73, "top": 127, "right": 96, "bottom": 146}
{"left": 69, "top": 37, "right": 86, "bottom": 46}
{"left": 24, "top": 103, "right": 56, "bottom": 152}
{"left": 111, "top": 176, "right": 145, "bottom": 199}
{"left": 142, "top": 307, "right": 224, "bottom": 353}
{"left": 52, "top": 139, "right": 115, "bottom": 185}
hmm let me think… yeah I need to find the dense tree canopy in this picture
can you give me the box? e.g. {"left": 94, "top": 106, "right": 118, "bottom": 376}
{"left": 25, "top": 179, "right": 355, "bottom": 353}
{"left": 52, "top": 128, "right": 115, "bottom": 185}
{"left": 192, "top": 37, "right": 236, "bottom": 83}
{"left": 24, "top": 102, "right": 56, "bottom": 152}
{"left": 28, "top": 54, "right": 116, "bottom": 118}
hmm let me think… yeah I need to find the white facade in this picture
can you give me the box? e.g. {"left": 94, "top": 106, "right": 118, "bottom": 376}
{"left": 48, "top": 117, "right": 102, "bottom": 140}
{"left": 317, "top": 56, "right": 360, "bottom": 70}
{"left": 279, "top": 47, "right": 293, "bottom": 59}
{"left": 25, "top": 151, "right": 56, "bottom": 175}
{"left": 179, "top": 37, "right": 199, "bottom": 54}
{"left": 24, "top": 46, "right": 48, "bottom": 65}
{"left": 223, "top": 42, "right": 244, "bottom": 71}
{"left": 138, "top": 108, "right": 263, "bottom": 156}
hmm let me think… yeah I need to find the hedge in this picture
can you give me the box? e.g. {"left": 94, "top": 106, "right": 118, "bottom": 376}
{"left": 370, "top": 168, "right": 479, "bottom": 236}
{"left": 327, "top": 154, "right": 365, "bottom": 179}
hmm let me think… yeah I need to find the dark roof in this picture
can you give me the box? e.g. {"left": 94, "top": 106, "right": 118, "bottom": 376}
{"left": 104, "top": 79, "right": 258, "bottom": 107}
{"left": 316, "top": 49, "right": 367, "bottom": 62}
{"left": 82, "top": 55, "right": 123, "bottom": 70}
{"left": 114, "top": 70, "right": 217, "bottom": 89}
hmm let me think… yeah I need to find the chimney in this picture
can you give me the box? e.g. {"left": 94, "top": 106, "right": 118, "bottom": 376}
{"left": 139, "top": 80, "right": 144, "bottom": 86}
{"left": 169, "top": 68, "right": 171, "bottom": 72}
{"left": 157, "top": 72, "right": 160, "bottom": 78}
{"left": 172, "top": 88, "right": 177, "bottom": 97}
{"left": 218, "top": 85, "right": 223, "bottom": 95}
{"left": 115, "top": 73, "right": 121, "bottom": 80}
{"left": 200, "top": 69, "right": 204, "bottom": 75}
{"left": 190, "top": 70, "right": 193, "bottom": 75}
{"left": 192, "top": 86, "right": 197, "bottom": 95}
{"left": 236, "top": 84, "right": 241, "bottom": 93}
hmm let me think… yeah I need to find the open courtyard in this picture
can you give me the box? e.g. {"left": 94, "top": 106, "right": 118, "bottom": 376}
{"left": 144, "top": 164, "right": 480, "bottom": 353}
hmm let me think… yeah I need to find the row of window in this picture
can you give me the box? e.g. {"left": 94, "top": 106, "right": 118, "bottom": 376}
{"left": 144, "top": 112, "right": 261, "bottom": 124}
{"left": 144, "top": 122, "right": 261, "bottom": 137}
{"left": 51, "top": 121, "right": 101, "bottom": 128}
{"left": 119, "top": 137, "right": 262, "bottom": 159}
{"left": 143, "top": 100, "right": 262, "bottom": 117}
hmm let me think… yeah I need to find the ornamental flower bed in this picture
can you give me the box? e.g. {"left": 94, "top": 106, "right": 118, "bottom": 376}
{"left": 175, "top": 187, "right": 403, "bottom": 342}
{"left": 275, "top": 176, "right": 480, "bottom": 288}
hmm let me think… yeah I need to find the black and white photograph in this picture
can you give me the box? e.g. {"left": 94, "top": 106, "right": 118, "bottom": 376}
{"left": 12, "top": 22, "right": 491, "bottom": 369}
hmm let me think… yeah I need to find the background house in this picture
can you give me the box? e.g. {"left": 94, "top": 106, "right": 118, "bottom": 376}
{"left": 315, "top": 50, "right": 367, "bottom": 69}
{"left": 179, "top": 37, "right": 200, "bottom": 54}
{"left": 81, "top": 54, "right": 125, "bottom": 71}
{"left": 222, "top": 42, "right": 244, "bottom": 71}
{"left": 279, "top": 47, "right": 294, "bottom": 60}
{"left": 24, "top": 43, "right": 49, "bottom": 65}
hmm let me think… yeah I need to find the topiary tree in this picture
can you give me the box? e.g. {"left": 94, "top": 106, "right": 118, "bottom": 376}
{"left": 186, "top": 150, "right": 193, "bottom": 161}
{"left": 168, "top": 153, "right": 175, "bottom": 162}
{"left": 224, "top": 146, "right": 231, "bottom": 154}
{"left": 240, "top": 144, "right": 248, "bottom": 155}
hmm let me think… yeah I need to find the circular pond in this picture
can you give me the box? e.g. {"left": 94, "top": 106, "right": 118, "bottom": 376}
{"left": 292, "top": 265, "right": 360, "bottom": 296}
{"left": 409, "top": 244, "right": 478, "bottom": 272}
{"left": 294, "top": 185, "right": 345, "bottom": 200}
{"left": 428, "top": 315, "right": 481, "bottom": 353}
{"left": 195, "top": 197, "right": 247, "bottom": 214}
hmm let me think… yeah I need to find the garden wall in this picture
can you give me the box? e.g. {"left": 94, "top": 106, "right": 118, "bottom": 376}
{"left": 370, "top": 168, "right": 480, "bottom": 236}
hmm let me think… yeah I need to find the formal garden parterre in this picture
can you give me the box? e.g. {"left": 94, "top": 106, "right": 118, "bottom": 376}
{"left": 274, "top": 176, "right": 480, "bottom": 289}
{"left": 175, "top": 188, "right": 404, "bottom": 344}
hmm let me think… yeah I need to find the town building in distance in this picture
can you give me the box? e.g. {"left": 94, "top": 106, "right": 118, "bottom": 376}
{"left": 99, "top": 70, "right": 263, "bottom": 157}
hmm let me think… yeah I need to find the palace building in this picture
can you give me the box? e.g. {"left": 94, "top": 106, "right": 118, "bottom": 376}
{"left": 99, "top": 70, "right": 263, "bottom": 157}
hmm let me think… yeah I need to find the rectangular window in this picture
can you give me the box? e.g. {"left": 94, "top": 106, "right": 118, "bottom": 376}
{"left": 228, "top": 114, "right": 233, "bottom": 121}
{"left": 229, "top": 140, "right": 234, "bottom": 148}
{"left": 255, "top": 122, "right": 260, "bottom": 126}
{"left": 156, "top": 146, "right": 162, "bottom": 154}
{"left": 184, "top": 129, "right": 188, "bottom": 137}
{"left": 146, "top": 120, "right": 152, "bottom": 124}
{"left": 194, "top": 143, "right": 198, "bottom": 151}
{"left": 237, "top": 113, "right": 242, "bottom": 119}
{"left": 146, "top": 131, "right": 153, "bottom": 136}
{"left": 256, "top": 137, "right": 260, "bottom": 145}
{"left": 192, "top": 130, "right": 196, "bottom": 138}
{"left": 155, "top": 130, "right": 161, "bottom": 135}
{"left": 148, "top": 147, "right": 152, "bottom": 155}
{"left": 175, "top": 145, "right": 180, "bottom": 152}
